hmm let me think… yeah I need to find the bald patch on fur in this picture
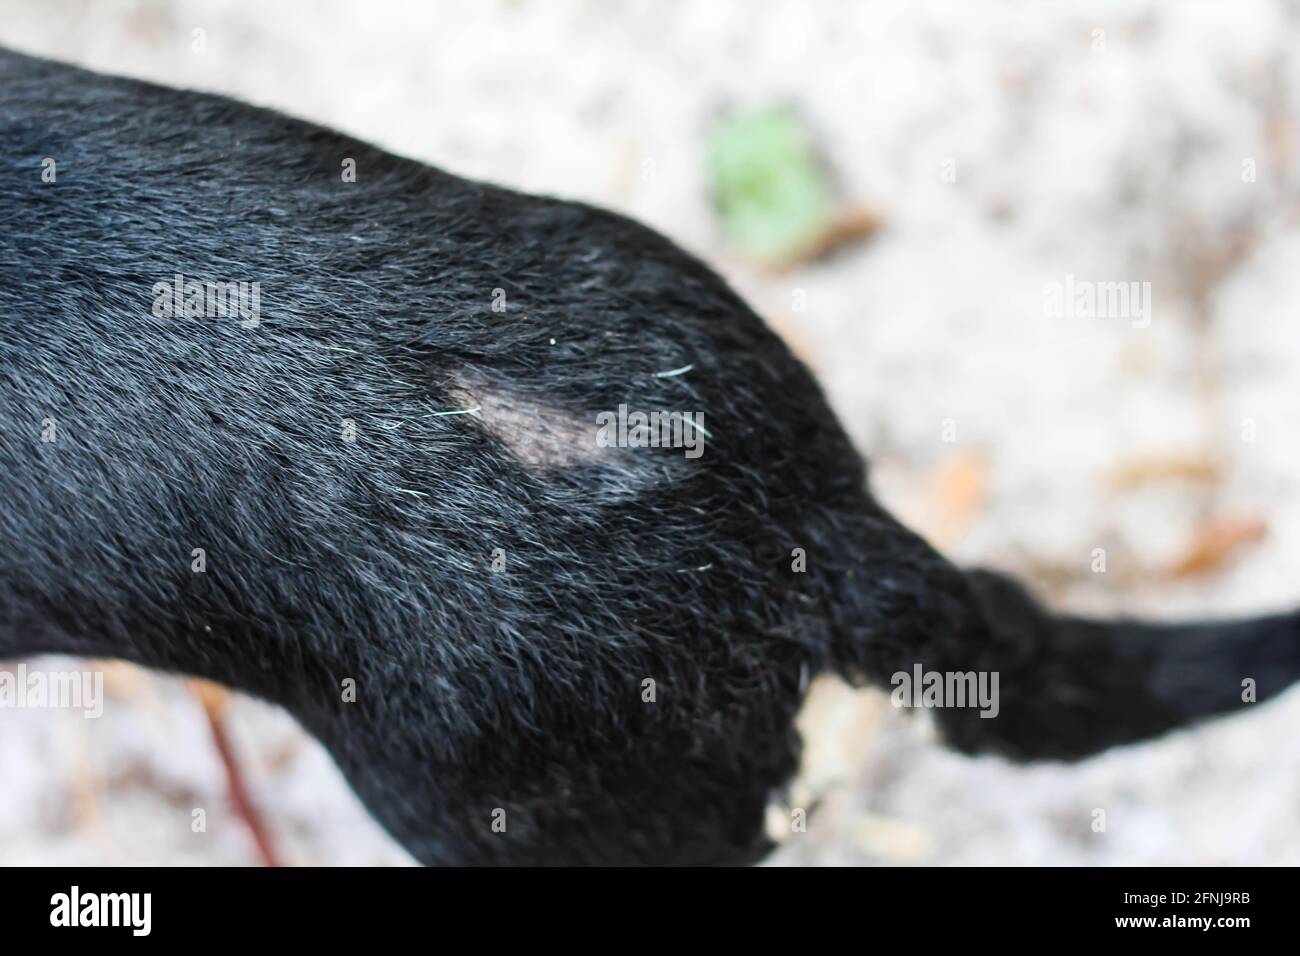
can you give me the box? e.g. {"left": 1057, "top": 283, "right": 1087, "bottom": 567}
{"left": 447, "top": 376, "right": 612, "bottom": 470}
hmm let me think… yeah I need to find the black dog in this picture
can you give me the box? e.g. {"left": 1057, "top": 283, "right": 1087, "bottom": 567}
{"left": 2, "top": 47, "right": 1297, "bottom": 865}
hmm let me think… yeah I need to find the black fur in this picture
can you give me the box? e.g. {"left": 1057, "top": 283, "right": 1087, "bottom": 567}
{"left": 1, "top": 47, "right": 1297, "bottom": 865}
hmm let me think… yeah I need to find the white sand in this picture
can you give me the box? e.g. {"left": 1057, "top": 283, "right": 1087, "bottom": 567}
{"left": 1, "top": 0, "right": 1297, "bottom": 865}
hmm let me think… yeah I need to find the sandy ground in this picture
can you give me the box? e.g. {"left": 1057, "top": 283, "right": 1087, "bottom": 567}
{"left": 2, "top": 0, "right": 1299, "bottom": 865}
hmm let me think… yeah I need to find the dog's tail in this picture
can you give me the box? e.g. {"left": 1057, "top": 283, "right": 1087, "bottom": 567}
{"left": 831, "top": 515, "right": 1300, "bottom": 760}
{"left": 935, "top": 569, "right": 1300, "bottom": 759}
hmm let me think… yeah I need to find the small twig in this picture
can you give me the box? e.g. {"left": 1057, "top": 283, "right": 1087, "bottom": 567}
{"left": 190, "top": 679, "right": 282, "bottom": 867}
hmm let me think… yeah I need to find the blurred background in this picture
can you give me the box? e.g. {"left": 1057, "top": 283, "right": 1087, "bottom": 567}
{"left": 3, "top": 0, "right": 1300, "bottom": 865}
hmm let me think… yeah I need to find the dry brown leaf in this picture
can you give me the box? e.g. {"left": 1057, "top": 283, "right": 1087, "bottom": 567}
{"left": 91, "top": 659, "right": 148, "bottom": 699}
{"left": 1109, "top": 455, "right": 1222, "bottom": 491}
{"left": 802, "top": 205, "right": 882, "bottom": 261}
{"left": 762, "top": 205, "right": 884, "bottom": 273}
{"left": 1167, "top": 515, "right": 1268, "bottom": 578}
{"left": 927, "top": 451, "right": 989, "bottom": 547}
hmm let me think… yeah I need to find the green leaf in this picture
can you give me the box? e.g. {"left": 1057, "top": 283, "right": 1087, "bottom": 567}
{"left": 708, "top": 108, "right": 834, "bottom": 265}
